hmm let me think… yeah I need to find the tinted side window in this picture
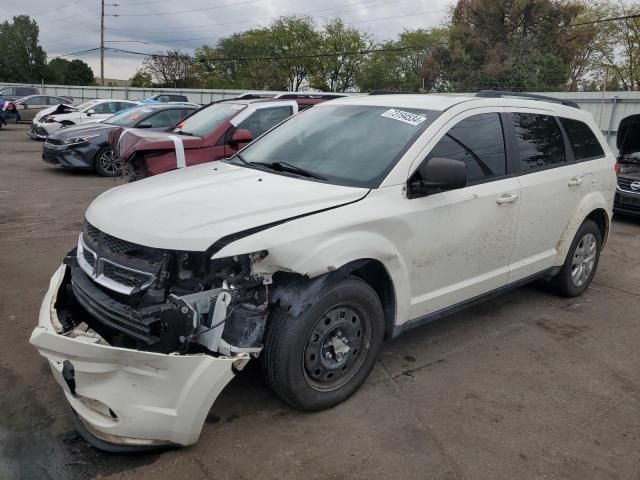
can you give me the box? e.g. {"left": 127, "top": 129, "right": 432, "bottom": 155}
{"left": 559, "top": 118, "right": 604, "bottom": 161}
{"left": 114, "top": 102, "right": 132, "bottom": 112}
{"left": 512, "top": 113, "right": 565, "bottom": 171}
{"left": 426, "top": 113, "right": 506, "bottom": 182}
{"left": 143, "top": 110, "right": 175, "bottom": 128}
{"left": 92, "top": 103, "right": 111, "bottom": 114}
{"left": 24, "top": 97, "right": 44, "bottom": 106}
{"left": 237, "top": 106, "right": 293, "bottom": 138}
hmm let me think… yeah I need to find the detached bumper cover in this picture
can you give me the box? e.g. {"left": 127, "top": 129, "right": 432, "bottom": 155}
{"left": 30, "top": 264, "right": 239, "bottom": 448}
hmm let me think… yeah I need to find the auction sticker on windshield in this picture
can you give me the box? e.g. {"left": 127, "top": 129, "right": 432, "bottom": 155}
{"left": 381, "top": 109, "right": 427, "bottom": 126}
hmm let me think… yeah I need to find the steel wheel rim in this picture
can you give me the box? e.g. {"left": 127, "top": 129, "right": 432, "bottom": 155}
{"left": 302, "top": 302, "right": 371, "bottom": 392}
{"left": 99, "top": 149, "right": 121, "bottom": 174}
{"left": 571, "top": 233, "right": 597, "bottom": 287}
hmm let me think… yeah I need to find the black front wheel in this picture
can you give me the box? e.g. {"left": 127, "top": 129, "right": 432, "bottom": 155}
{"left": 94, "top": 146, "right": 122, "bottom": 177}
{"left": 262, "top": 275, "right": 384, "bottom": 411}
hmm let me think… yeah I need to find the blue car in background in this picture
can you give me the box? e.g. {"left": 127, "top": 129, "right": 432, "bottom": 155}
{"left": 0, "top": 100, "right": 18, "bottom": 128}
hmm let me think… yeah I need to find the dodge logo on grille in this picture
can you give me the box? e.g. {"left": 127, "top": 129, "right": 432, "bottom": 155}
{"left": 631, "top": 181, "right": 640, "bottom": 191}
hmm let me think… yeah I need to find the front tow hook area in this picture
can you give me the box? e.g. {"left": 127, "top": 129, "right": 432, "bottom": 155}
{"left": 62, "top": 360, "right": 76, "bottom": 396}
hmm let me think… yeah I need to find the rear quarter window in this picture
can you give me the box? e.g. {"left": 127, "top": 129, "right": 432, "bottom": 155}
{"left": 559, "top": 118, "right": 605, "bottom": 161}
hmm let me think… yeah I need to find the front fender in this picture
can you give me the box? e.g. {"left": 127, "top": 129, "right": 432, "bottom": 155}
{"left": 555, "top": 190, "right": 612, "bottom": 264}
{"left": 257, "top": 231, "right": 411, "bottom": 326}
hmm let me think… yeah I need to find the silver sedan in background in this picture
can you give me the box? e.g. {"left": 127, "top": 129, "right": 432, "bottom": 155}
{"left": 13, "top": 95, "right": 74, "bottom": 122}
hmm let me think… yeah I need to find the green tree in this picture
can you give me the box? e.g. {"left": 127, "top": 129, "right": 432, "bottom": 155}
{"left": 141, "top": 49, "right": 201, "bottom": 88}
{"left": 357, "top": 41, "right": 405, "bottom": 91}
{"left": 196, "top": 28, "right": 288, "bottom": 90}
{"left": 270, "top": 16, "right": 322, "bottom": 91}
{"left": 129, "top": 69, "right": 153, "bottom": 87}
{"left": 310, "top": 19, "right": 371, "bottom": 92}
{"left": 45, "top": 58, "right": 69, "bottom": 84}
{"left": 66, "top": 59, "right": 94, "bottom": 85}
{"left": 447, "top": 0, "right": 586, "bottom": 91}
{"left": 356, "top": 29, "right": 450, "bottom": 92}
{"left": 0, "top": 15, "right": 47, "bottom": 83}
{"left": 589, "top": 0, "right": 640, "bottom": 91}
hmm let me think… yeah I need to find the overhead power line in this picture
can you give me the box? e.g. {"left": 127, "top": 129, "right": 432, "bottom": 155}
{"left": 104, "top": 0, "right": 399, "bottom": 33}
{"left": 109, "top": 0, "right": 262, "bottom": 17}
{"left": 569, "top": 13, "right": 640, "bottom": 27}
{"left": 105, "top": 43, "right": 447, "bottom": 61}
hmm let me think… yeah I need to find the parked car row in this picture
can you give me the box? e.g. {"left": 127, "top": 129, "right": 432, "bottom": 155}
{"left": 43, "top": 103, "right": 199, "bottom": 176}
{"left": 28, "top": 91, "right": 625, "bottom": 453}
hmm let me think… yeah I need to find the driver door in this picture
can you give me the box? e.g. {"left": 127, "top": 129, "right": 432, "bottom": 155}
{"left": 406, "top": 110, "right": 522, "bottom": 318}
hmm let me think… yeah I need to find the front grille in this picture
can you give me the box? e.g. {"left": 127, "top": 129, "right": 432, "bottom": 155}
{"left": 83, "top": 248, "right": 96, "bottom": 267}
{"left": 102, "top": 261, "right": 153, "bottom": 288}
{"left": 45, "top": 137, "right": 62, "bottom": 145}
{"left": 617, "top": 177, "right": 640, "bottom": 193}
{"left": 83, "top": 222, "right": 100, "bottom": 247}
{"left": 79, "top": 221, "right": 165, "bottom": 294}
{"left": 43, "top": 153, "right": 60, "bottom": 164}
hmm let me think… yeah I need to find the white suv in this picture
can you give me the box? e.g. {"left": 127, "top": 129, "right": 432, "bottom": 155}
{"left": 30, "top": 92, "right": 616, "bottom": 451}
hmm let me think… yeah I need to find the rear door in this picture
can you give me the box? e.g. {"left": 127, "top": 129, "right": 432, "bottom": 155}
{"left": 507, "top": 111, "right": 594, "bottom": 282}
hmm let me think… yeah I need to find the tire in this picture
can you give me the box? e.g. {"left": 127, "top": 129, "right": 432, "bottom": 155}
{"left": 261, "top": 275, "right": 384, "bottom": 411}
{"left": 123, "top": 158, "right": 146, "bottom": 182}
{"left": 549, "top": 219, "right": 602, "bottom": 297}
{"left": 94, "top": 146, "right": 122, "bottom": 177}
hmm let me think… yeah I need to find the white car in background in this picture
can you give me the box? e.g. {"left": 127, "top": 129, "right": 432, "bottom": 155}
{"left": 28, "top": 99, "right": 139, "bottom": 139}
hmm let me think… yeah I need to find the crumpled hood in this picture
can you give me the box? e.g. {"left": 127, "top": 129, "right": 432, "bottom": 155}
{"left": 113, "top": 128, "right": 203, "bottom": 160}
{"left": 35, "top": 103, "right": 76, "bottom": 122}
{"left": 86, "top": 161, "right": 368, "bottom": 251}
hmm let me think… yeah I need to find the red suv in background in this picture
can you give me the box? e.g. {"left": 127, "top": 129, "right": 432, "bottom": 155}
{"left": 116, "top": 97, "right": 299, "bottom": 180}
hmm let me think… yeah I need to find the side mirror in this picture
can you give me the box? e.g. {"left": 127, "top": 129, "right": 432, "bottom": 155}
{"left": 409, "top": 157, "right": 467, "bottom": 198}
{"left": 86, "top": 109, "right": 96, "bottom": 116}
{"left": 137, "top": 123, "right": 152, "bottom": 129}
{"left": 229, "top": 128, "right": 253, "bottom": 145}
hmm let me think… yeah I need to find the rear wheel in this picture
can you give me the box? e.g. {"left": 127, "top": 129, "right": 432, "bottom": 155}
{"left": 94, "top": 146, "right": 122, "bottom": 177}
{"left": 262, "top": 276, "right": 384, "bottom": 411}
{"left": 549, "top": 219, "right": 601, "bottom": 297}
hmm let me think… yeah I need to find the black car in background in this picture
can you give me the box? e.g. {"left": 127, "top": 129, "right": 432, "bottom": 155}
{"left": 614, "top": 114, "right": 640, "bottom": 216}
{"left": 42, "top": 103, "right": 198, "bottom": 176}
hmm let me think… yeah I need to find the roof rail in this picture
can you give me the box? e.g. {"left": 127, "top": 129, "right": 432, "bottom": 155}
{"left": 368, "top": 90, "right": 417, "bottom": 95}
{"left": 476, "top": 90, "right": 580, "bottom": 109}
{"left": 274, "top": 93, "right": 347, "bottom": 100}
{"left": 235, "top": 93, "right": 276, "bottom": 99}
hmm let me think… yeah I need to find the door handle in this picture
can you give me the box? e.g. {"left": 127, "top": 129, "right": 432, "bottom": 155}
{"left": 568, "top": 176, "right": 584, "bottom": 186}
{"left": 496, "top": 193, "right": 519, "bottom": 205}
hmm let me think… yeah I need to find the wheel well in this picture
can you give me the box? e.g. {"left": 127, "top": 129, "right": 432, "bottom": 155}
{"left": 351, "top": 260, "right": 397, "bottom": 339}
{"left": 585, "top": 208, "right": 609, "bottom": 247}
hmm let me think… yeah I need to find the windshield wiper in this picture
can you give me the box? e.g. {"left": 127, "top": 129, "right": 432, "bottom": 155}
{"left": 252, "top": 161, "right": 327, "bottom": 180}
{"left": 173, "top": 129, "right": 194, "bottom": 136}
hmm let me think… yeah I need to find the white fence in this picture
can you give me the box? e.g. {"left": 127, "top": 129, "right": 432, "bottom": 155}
{"left": 0, "top": 82, "right": 300, "bottom": 104}
{"left": 3, "top": 83, "right": 639, "bottom": 152}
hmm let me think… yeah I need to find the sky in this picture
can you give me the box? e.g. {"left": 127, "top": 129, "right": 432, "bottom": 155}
{"left": 1, "top": 0, "right": 453, "bottom": 80}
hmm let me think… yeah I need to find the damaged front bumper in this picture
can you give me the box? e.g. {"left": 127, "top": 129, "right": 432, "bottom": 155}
{"left": 30, "top": 264, "right": 248, "bottom": 450}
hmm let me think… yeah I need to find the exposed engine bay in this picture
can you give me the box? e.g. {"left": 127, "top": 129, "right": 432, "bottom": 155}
{"left": 61, "top": 220, "right": 270, "bottom": 356}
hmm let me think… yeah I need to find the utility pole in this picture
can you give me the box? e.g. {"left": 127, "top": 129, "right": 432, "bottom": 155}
{"left": 100, "top": 0, "right": 105, "bottom": 86}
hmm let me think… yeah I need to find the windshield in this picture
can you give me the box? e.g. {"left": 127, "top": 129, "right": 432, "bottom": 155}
{"left": 173, "top": 102, "right": 244, "bottom": 137}
{"left": 235, "top": 104, "right": 439, "bottom": 188}
{"left": 104, "top": 106, "right": 154, "bottom": 127}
